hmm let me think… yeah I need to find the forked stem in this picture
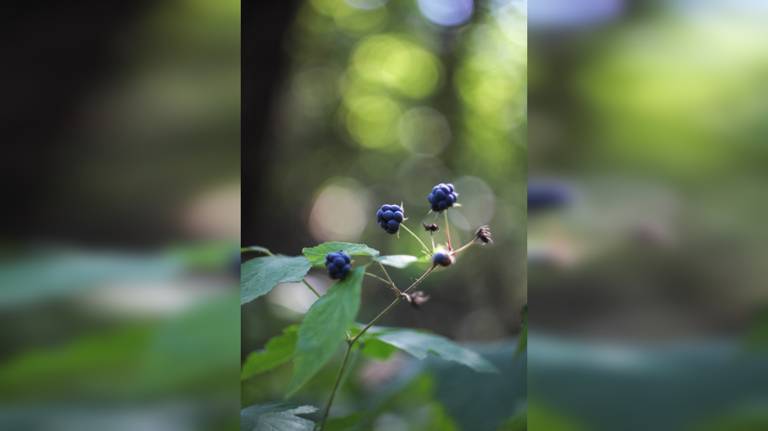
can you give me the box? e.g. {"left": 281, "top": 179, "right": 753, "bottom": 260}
{"left": 317, "top": 266, "right": 435, "bottom": 431}
{"left": 365, "top": 271, "right": 400, "bottom": 297}
{"left": 400, "top": 223, "right": 431, "bottom": 254}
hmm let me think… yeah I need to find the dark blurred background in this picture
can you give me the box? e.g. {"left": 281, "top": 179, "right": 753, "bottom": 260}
{"left": 2, "top": 1, "right": 240, "bottom": 430}
{"left": 242, "top": 0, "right": 527, "bottom": 429}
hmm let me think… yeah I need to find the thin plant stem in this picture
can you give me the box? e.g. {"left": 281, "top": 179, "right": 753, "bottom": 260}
{"left": 400, "top": 223, "right": 431, "bottom": 254}
{"left": 365, "top": 272, "right": 400, "bottom": 297}
{"left": 377, "top": 262, "right": 401, "bottom": 294}
{"left": 353, "top": 266, "right": 435, "bottom": 344}
{"left": 317, "top": 266, "right": 435, "bottom": 430}
{"left": 364, "top": 272, "right": 390, "bottom": 284}
{"left": 452, "top": 240, "right": 475, "bottom": 255}
{"left": 443, "top": 211, "right": 453, "bottom": 250}
{"left": 302, "top": 279, "right": 321, "bottom": 298}
{"left": 401, "top": 266, "right": 436, "bottom": 295}
{"left": 318, "top": 343, "right": 353, "bottom": 430}
{"left": 351, "top": 297, "right": 401, "bottom": 345}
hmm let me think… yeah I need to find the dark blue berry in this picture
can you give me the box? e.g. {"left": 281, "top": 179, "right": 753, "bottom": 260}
{"left": 427, "top": 182, "right": 458, "bottom": 212}
{"left": 325, "top": 251, "right": 352, "bottom": 279}
{"left": 432, "top": 251, "right": 453, "bottom": 267}
{"left": 376, "top": 204, "right": 405, "bottom": 234}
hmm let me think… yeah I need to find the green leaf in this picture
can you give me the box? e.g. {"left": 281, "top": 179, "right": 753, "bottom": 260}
{"left": 168, "top": 240, "right": 239, "bottom": 270}
{"left": 370, "top": 328, "right": 498, "bottom": 373}
{"left": 375, "top": 255, "right": 419, "bottom": 268}
{"left": 0, "top": 250, "right": 184, "bottom": 307}
{"left": 302, "top": 242, "right": 379, "bottom": 266}
{"left": 139, "top": 293, "right": 240, "bottom": 392}
{"left": 241, "top": 404, "right": 317, "bottom": 431}
{"left": 360, "top": 337, "right": 398, "bottom": 360}
{"left": 0, "top": 325, "right": 154, "bottom": 398}
{"left": 242, "top": 245, "right": 272, "bottom": 255}
{"left": 287, "top": 267, "right": 365, "bottom": 396}
{"left": 0, "top": 293, "right": 239, "bottom": 398}
{"left": 241, "top": 256, "right": 311, "bottom": 305}
{"left": 241, "top": 326, "right": 298, "bottom": 380}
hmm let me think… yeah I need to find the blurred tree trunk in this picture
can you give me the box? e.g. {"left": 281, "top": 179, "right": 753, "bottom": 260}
{"left": 242, "top": 1, "right": 301, "bottom": 248}
{"left": 1, "top": 2, "right": 152, "bottom": 241}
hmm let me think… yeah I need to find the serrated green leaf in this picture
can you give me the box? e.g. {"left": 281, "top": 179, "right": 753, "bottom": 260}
{"left": 241, "top": 256, "right": 311, "bottom": 305}
{"left": 241, "top": 325, "right": 298, "bottom": 380}
{"left": 287, "top": 267, "right": 365, "bottom": 396}
{"left": 240, "top": 403, "right": 317, "bottom": 431}
{"left": 371, "top": 328, "right": 498, "bottom": 373}
{"left": 242, "top": 245, "right": 272, "bottom": 255}
{"left": 375, "top": 255, "right": 419, "bottom": 268}
{"left": 302, "top": 242, "right": 379, "bottom": 266}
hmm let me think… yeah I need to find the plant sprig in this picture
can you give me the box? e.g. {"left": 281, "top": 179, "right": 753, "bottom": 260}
{"left": 240, "top": 181, "right": 496, "bottom": 431}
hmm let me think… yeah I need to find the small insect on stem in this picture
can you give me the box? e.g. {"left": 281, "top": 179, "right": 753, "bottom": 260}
{"left": 404, "top": 290, "right": 430, "bottom": 309}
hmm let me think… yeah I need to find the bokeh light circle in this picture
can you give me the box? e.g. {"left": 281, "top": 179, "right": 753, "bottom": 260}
{"left": 351, "top": 34, "right": 441, "bottom": 99}
{"left": 309, "top": 178, "right": 371, "bottom": 241}
{"left": 398, "top": 106, "right": 451, "bottom": 155}
{"left": 344, "top": 94, "right": 403, "bottom": 150}
{"left": 449, "top": 176, "right": 496, "bottom": 230}
{"left": 417, "top": 0, "right": 474, "bottom": 26}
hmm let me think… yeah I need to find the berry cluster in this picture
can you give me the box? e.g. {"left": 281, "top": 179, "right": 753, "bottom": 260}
{"left": 325, "top": 251, "right": 351, "bottom": 280}
{"left": 427, "top": 183, "right": 458, "bottom": 212}
{"left": 376, "top": 204, "right": 405, "bottom": 234}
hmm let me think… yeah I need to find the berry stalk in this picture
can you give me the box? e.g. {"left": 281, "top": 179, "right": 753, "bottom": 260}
{"left": 443, "top": 211, "right": 453, "bottom": 250}
{"left": 400, "top": 222, "right": 431, "bottom": 254}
